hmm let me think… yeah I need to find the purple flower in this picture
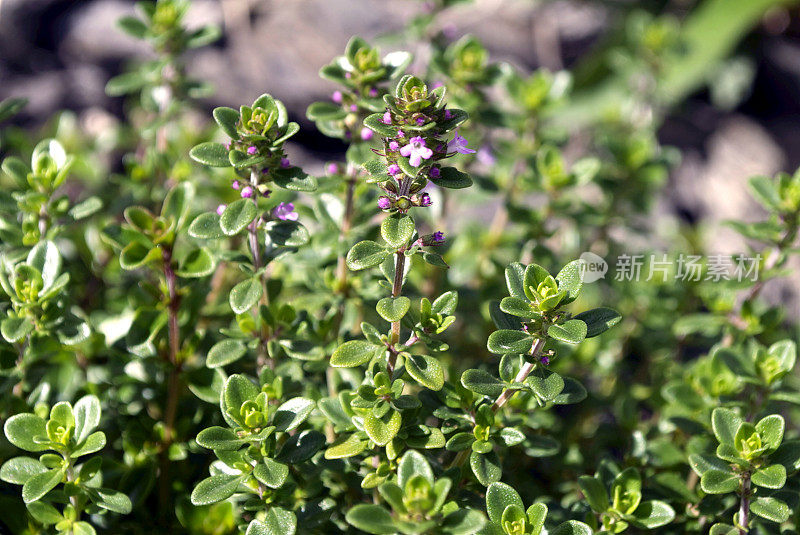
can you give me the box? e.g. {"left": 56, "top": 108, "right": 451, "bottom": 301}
{"left": 332, "top": 91, "right": 343, "bottom": 104}
{"left": 345, "top": 72, "right": 352, "bottom": 79}
{"left": 388, "top": 141, "right": 399, "bottom": 152}
{"left": 477, "top": 146, "right": 496, "bottom": 166}
{"left": 261, "top": 188, "right": 271, "bottom": 198}
{"left": 540, "top": 355, "right": 550, "bottom": 366}
{"left": 420, "top": 193, "right": 432, "bottom": 207}
{"left": 416, "top": 117, "right": 425, "bottom": 125}
{"left": 377, "top": 197, "right": 392, "bottom": 210}
{"left": 225, "top": 142, "right": 231, "bottom": 150}
{"left": 280, "top": 157, "right": 291, "bottom": 168}
{"left": 382, "top": 111, "right": 392, "bottom": 125}
{"left": 444, "top": 109, "right": 453, "bottom": 119}
{"left": 369, "top": 88, "right": 378, "bottom": 97}
{"left": 400, "top": 137, "right": 433, "bottom": 167}
{"left": 432, "top": 81, "right": 444, "bottom": 89}
{"left": 449, "top": 130, "right": 476, "bottom": 154}
{"left": 349, "top": 104, "right": 358, "bottom": 112}
{"left": 231, "top": 180, "right": 241, "bottom": 190}
{"left": 388, "top": 164, "right": 400, "bottom": 176}
{"left": 241, "top": 186, "right": 254, "bottom": 198}
{"left": 216, "top": 204, "right": 227, "bottom": 215}
{"left": 433, "top": 231, "right": 444, "bottom": 242}
{"left": 361, "top": 127, "right": 373, "bottom": 141}
{"left": 326, "top": 163, "right": 339, "bottom": 175}
{"left": 429, "top": 167, "right": 441, "bottom": 179}
{"left": 397, "top": 130, "right": 405, "bottom": 138}
{"left": 272, "top": 202, "right": 298, "bottom": 221}
{"left": 247, "top": 146, "right": 257, "bottom": 155}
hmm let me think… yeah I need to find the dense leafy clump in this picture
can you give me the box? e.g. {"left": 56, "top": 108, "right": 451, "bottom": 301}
{"left": 1, "top": 1, "right": 799, "bottom": 534}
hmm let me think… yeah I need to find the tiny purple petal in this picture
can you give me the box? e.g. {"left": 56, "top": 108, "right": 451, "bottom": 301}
{"left": 247, "top": 146, "right": 257, "bottom": 155}
{"left": 349, "top": 104, "right": 358, "bottom": 112}
{"left": 231, "top": 180, "right": 241, "bottom": 190}
{"left": 280, "top": 157, "right": 290, "bottom": 168}
{"left": 388, "top": 164, "right": 400, "bottom": 176}
{"left": 444, "top": 109, "right": 452, "bottom": 119}
{"left": 216, "top": 204, "right": 227, "bottom": 215}
{"left": 477, "top": 147, "right": 496, "bottom": 166}
{"left": 540, "top": 355, "right": 550, "bottom": 365}
{"left": 432, "top": 81, "right": 444, "bottom": 89}
{"left": 429, "top": 167, "right": 441, "bottom": 178}
{"left": 433, "top": 231, "right": 444, "bottom": 242}
{"left": 345, "top": 72, "right": 352, "bottom": 79}
{"left": 272, "top": 201, "right": 298, "bottom": 221}
{"left": 416, "top": 117, "right": 425, "bottom": 125}
{"left": 326, "top": 163, "right": 339, "bottom": 175}
{"left": 369, "top": 88, "right": 378, "bottom": 97}
{"left": 241, "top": 186, "right": 254, "bottom": 198}
{"left": 382, "top": 111, "right": 392, "bottom": 125}
{"left": 377, "top": 197, "right": 392, "bottom": 210}
{"left": 420, "top": 193, "right": 432, "bottom": 207}
{"left": 401, "top": 137, "right": 433, "bottom": 167}
{"left": 388, "top": 141, "right": 399, "bottom": 152}
{"left": 449, "top": 130, "right": 476, "bottom": 154}
{"left": 396, "top": 130, "right": 404, "bottom": 138}
{"left": 361, "top": 127, "right": 373, "bottom": 141}
{"left": 332, "top": 90, "right": 343, "bottom": 104}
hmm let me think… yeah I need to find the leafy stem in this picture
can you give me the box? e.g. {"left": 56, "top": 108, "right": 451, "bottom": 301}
{"left": 387, "top": 250, "right": 406, "bottom": 375}
{"left": 491, "top": 337, "right": 545, "bottom": 412}
{"left": 738, "top": 471, "right": 751, "bottom": 535}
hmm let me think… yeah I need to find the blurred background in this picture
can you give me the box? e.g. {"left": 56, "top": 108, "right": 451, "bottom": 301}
{"left": 2, "top": 0, "right": 800, "bottom": 307}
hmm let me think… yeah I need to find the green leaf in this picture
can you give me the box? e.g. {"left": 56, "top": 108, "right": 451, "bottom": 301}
{"left": 69, "top": 196, "right": 103, "bottom": 220}
{"left": 273, "top": 397, "right": 315, "bottom": 432}
{"left": 578, "top": 475, "right": 609, "bottom": 513}
{"left": 331, "top": 340, "right": 378, "bottom": 368}
{"left": 470, "top": 450, "right": 501, "bottom": 486}
{"left": 380, "top": 213, "right": 415, "bottom": 248}
{"left": 376, "top": 296, "right": 411, "bottom": 322}
{"left": 325, "top": 434, "right": 367, "bottom": 459}
{"left": 253, "top": 459, "right": 289, "bottom": 489}
{"left": 119, "top": 241, "right": 159, "bottom": 270}
{"left": 630, "top": 500, "right": 675, "bottom": 528}
{"left": 229, "top": 278, "right": 263, "bottom": 314}
{"left": 363, "top": 114, "right": 399, "bottom": 137}
{"left": 712, "top": 408, "right": 742, "bottom": 446}
{"left": 73, "top": 395, "right": 101, "bottom": 443}
{"left": 196, "top": 427, "right": 248, "bottom": 450}
{"left": 405, "top": 354, "right": 444, "bottom": 390}
{"left": 26, "top": 501, "right": 63, "bottom": 525}
{"left": 223, "top": 374, "right": 259, "bottom": 414}
{"left": 700, "top": 469, "right": 740, "bottom": 494}
{"left": 306, "top": 101, "right": 347, "bottom": 121}
{"left": 265, "top": 220, "right": 309, "bottom": 247}
{"left": 190, "top": 474, "right": 244, "bottom": 506}
{"left": 485, "top": 482, "right": 523, "bottom": 523}
{"left": 505, "top": 263, "right": 526, "bottom": 299}
{"left": 527, "top": 369, "right": 565, "bottom": 401}
{"left": 213, "top": 107, "right": 240, "bottom": 139}
{"left": 22, "top": 468, "right": 64, "bottom": 503}
{"left": 176, "top": 247, "right": 215, "bottom": 278}
{"left": 486, "top": 330, "right": 533, "bottom": 355}
{"left": 190, "top": 142, "right": 231, "bottom": 167}
{"left": 748, "top": 176, "right": 781, "bottom": 210}
{"left": 346, "top": 241, "right": 389, "bottom": 271}
{"left": 551, "top": 521, "right": 593, "bottom": 535}
{"left": 430, "top": 167, "right": 472, "bottom": 189}
{"left": 105, "top": 71, "right": 146, "bottom": 96}
{"left": 772, "top": 440, "right": 800, "bottom": 472}
{"left": 1, "top": 316, "right": 33, "bottom": 343}
{"left": 499, "top": 297, "right": 538, "bottom": 319}
{"left": 275, "top": 430, "right": 325, "bottom": 464}
{"left": 547, "top": 320, "right": 587, "bottom": 344}
{"left": 398, "top": 450, "right": 434, "bottom": 487}
{"left": 750, "top": 497, "right": 790, "bottom": 523}
{"left": 460, "top": 369, "right": 505, "bottom": 397}
{"left": 432, "top": 291, "right": 458, "bottom": 314}
{"left": 189, "top": 212, "right": 225, "bottom": 239}
{"left": 574, "top": 308, "right": 621, "bottom": 337}
{"left": 116, "top": 15, "right": 148, "bottom": 38}
{"left": 220, "top": 198, "right": 258, "bottom": 236}
{"left": 27, "top": 241, "right": 61, "bottom": 290}
{"left": 440, "top": 508, "right": 486, "bottom": 534}
{"left": 751, "top": 464, "right": 786, "bottom": 489}
{"left": 247, "top": 508, "right": 297, "bottom": 535}
{"left": 555, "top": 260, "right": 583, "bottom": 302}
{"left": 273, "top": 166, "right": 317, "bottom": 192}
{"left": 88, "top": 487, "right": 132, "bottom": 514}
{"left": 207, "top": 339, "right": 247, "bottom": 368}
{"left": 162, "top": 182, "right": 194, "bottom": 227}
{"left": 345, "top": 504, "right": 396, "bottom": 535}
{"left": 4, "top": 414, "right": 49, "bottom": 452}
{"left": 755, "top": 414, "right": 784, "bottom": 453}
{"left": 72, "top": 522, "right": 96, "bottom": 535}
{"left": 71, "top": 431, "right": 106, "bottom": 457}
{"left": 363, "top": 410, "right": 401, "bottom": 446}
{"left": 0, "top": 457, "right": 46, "bottom": 485}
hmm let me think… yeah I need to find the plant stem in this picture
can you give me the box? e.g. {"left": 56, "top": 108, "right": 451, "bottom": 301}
{"left": 387, "top": 251, "right": 406, "bottom": 375}
{"left": 248, "top": 169, "right": 274, "bottom": 369}
{"left": 491, "top": 338, "right": 545, "bottom": 412}
{"left": 336, "top": 168, "right": 357, "bottom": 294}
{"left": 738, "top": 472, "right": 751, "bottom": 535}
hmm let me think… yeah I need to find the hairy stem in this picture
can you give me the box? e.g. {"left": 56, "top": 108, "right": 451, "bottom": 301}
{"left": 491, "top": 338, "right": 545, "bottom": 412}
{"left": 739, "top": 472, "right": 751, "bottom": 534}
{"left": 336, "top": 168, "right": 357, "bottom": 294}
{"left": 248, "top": 169, "right": 274, "bottom": 370}
{"left": 387, "top": 251, "right": 406, "bottom": 375}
